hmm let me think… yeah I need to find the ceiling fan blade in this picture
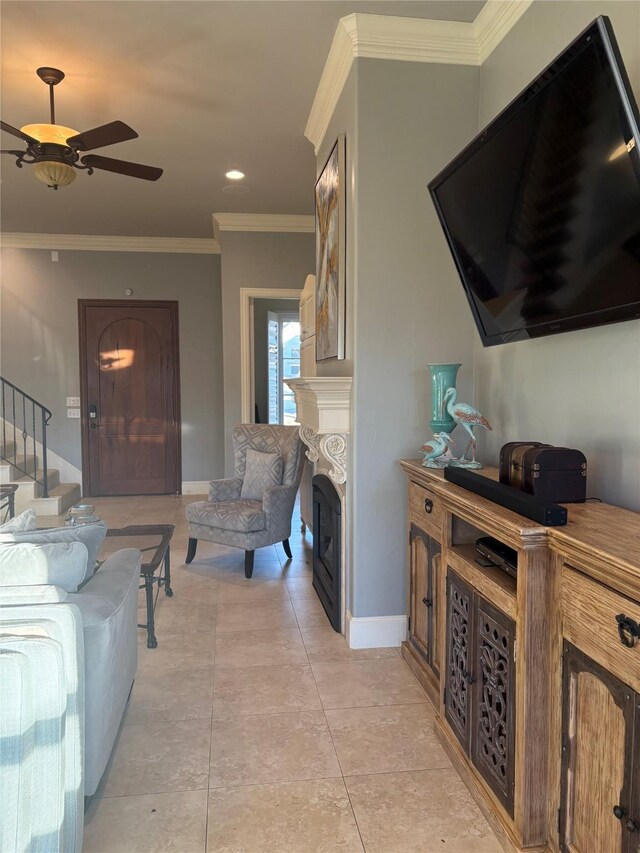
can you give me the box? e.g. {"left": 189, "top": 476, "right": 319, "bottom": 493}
{"left": 1, "top": 120, "right": 38, "bottom": 145}
{"left": 66, "top": 121, "right": 138, "bottom": 151}
{"left": 82, "top": 154, "right": 163, "bottom": 181}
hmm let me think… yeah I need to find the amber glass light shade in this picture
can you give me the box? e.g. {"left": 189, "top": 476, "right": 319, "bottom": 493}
{"left": 20, "top": 123, "right": 79, "bottom": 145}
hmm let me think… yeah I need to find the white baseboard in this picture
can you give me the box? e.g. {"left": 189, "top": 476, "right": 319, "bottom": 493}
{"left": 346, "top": 611, "right": 407, "bottom": 649}
{"left": 182, "top": 481, "right": 210, "bottom": 495}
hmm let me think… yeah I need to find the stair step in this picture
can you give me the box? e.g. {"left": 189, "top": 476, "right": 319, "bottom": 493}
{"left": 2, "top": 469, "right": 60, "bottom": 498}
{"left": 26, "top": 482, "right": 82, "bottom": 517}
{"left": 1, "top": 440, "right": 18, "bottom": 458}
{"left": 0, "top": 455, "right": 39, "bottom": 483}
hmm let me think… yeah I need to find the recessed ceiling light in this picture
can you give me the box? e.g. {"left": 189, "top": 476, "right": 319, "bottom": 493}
{"left": 225, "top": 169, "right": 245, "bottom": 180}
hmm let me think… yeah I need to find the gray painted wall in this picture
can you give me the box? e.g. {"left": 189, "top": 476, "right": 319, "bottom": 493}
{"left": 0, "top": 248, "right": 224, "bottom": 484}
{"left": 315, "top": 65, "right": 358, "bottom": 614}
{"left": 253, "top": 297, "right": 300, "bottom": 423}
{"left": 316, "top": 59, "right": 479, "bottom": 619}
{"left": 475, "top": 0, "right": 640, "bottom": 510}
{"left": 351, "top": 59, "right": 479, "bottom": 618}
{"left": 218, "top": 230, "right": 313, "bottom": 474}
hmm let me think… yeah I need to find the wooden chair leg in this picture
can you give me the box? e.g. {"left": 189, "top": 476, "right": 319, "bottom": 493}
{"left": 282, "top": 539, "right": 293, "bottom": 559}
{"left": 244, "top": 550, "right": 255, "bottom": 578}
{"left": 185, "top": 537, "right": 198, "bottom": 564}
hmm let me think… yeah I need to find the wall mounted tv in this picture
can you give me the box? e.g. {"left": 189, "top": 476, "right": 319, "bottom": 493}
{"left": 429, "top": 16, "right": 640, "bottom": 347}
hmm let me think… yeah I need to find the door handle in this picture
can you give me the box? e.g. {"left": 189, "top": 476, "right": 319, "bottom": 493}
{"left": 89, "top": 404, "right": 97, "bottom": 428}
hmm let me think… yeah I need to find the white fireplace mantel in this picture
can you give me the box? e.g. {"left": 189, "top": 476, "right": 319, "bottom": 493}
{"left": 284, "top": 377, "right": 352, "bottom": 434}
{"left": 285, "top": 377, "right": 352, "bottom": 486}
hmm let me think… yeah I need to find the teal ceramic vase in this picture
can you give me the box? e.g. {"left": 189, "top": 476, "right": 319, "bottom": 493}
{"left": 428, "top": 363, "right": 461, "bottom": 435}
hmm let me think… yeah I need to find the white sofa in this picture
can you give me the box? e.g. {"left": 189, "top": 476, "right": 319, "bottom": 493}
{"left": 0, "top": 540, "right": 142, "bottom": 851}
{"left": 0, "top": 587, "right": 85, "bottom": 853}
{"left": 68, "top": 547, "right": 141, "bottom": 794}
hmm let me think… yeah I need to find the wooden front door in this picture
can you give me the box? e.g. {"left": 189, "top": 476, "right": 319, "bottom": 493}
{"left": 79, "top": 300, "right": 180, "bottom": 496}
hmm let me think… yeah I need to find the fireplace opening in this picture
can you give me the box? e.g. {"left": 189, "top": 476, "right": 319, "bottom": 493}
{"left": 312, "top": 474, "right": 342, "bottom": 632}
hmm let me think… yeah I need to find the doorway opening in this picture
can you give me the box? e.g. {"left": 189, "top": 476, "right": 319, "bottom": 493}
{"left": 239, "top": 288, "right": 302, "bottom": 424}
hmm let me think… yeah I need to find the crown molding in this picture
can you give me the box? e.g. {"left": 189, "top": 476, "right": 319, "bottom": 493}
{"left": 305, "top": 16, "right": 360, "bottom": 157}
{"left": 305, "top": 1, "right": 534, "bottom": 153}
{"left": 212, "top": 213, "right": 315, "bottom": 234}
{"left": 0, "top": 233, "right": 220, "bottom": 254}
{"left": 349, "top": 13, "right": 479, "bottom": 64}
{"left": 474, "top": 0, "right": 534, "bottom": 63}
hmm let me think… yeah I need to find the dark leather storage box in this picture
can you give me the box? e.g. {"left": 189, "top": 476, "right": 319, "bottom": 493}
{"left": 499, "top": 442, "right": 587, "bottom": 503}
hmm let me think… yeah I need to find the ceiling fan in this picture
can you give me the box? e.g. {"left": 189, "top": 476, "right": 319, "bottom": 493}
{"left": 1, "top": 67, "right": 163, "bottom": 189}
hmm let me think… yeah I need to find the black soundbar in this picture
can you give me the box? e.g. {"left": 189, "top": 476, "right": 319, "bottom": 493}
{"left": 444, "top": 466, "right": 568, "bottom": 526}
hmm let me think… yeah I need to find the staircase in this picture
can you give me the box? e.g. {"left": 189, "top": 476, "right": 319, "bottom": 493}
{"left": 1, "top": 378, "right": 81, "bottom": 518}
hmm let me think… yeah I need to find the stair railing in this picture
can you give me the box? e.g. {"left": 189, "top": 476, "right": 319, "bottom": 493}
{"left": 1, "top": 377, "right": 52, "bottom": 498}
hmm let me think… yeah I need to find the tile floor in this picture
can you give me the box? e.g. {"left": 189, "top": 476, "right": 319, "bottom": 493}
{"left": 49, "top": 494, "right": 504, "bottom": 852}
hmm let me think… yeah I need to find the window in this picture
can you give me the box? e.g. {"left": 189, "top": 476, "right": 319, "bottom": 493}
{"left": 267, "top": 313, "right": 300, "bottom": 425}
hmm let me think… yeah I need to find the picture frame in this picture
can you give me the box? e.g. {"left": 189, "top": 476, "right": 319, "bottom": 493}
{"left": 315, "top": 135, "right": 346, "bottom": 361}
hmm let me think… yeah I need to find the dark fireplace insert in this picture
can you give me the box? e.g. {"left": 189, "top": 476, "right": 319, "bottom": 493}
{"left": 312, "top": 474, "right": 341, "bottom": 632}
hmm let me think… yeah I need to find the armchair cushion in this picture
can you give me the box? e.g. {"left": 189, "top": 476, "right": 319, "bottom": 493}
{"left": 186, "top": 499, "right": 266, "bottom": 533}
{"left": 0, "top": 541, "right": 90, "bottom": 592}
{"left": 0, "top": 520, "right": 107, "bottom": 575}
{"left": 0, "top": 508, "right": 36, "bottom": 533}
{"left": 240, "top": 449, "right": 283, "bottom": 500}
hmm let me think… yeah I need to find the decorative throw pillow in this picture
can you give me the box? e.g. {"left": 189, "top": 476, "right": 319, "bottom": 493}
{"left": 240, "top": 449, "right": 283, "bottom": 501}
{"left": 0, "top": 541, "right": 90, "bottom": 592}
{"left": 0, "top": 508, "right": 37, "bottom": 533}
{"left": 0, "top": 520, "right": 107, "bottom": 577}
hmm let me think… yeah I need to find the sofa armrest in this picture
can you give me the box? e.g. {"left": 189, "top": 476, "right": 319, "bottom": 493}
{"left": 69, "top": 548, "right": 142, "bottom": 626}
{"left": 209, "top": 478, "right": 243, "bottom": 501}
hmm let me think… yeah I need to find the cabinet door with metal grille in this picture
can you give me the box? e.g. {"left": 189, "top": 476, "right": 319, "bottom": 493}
{"left": 445, "top": 569, "right": 474, "bottom": 752}
{"left": 560, "top": 641, "right": 636, "bottom": 853}
{"left": 471, "top": 596, "right": 516, "bottom": 817}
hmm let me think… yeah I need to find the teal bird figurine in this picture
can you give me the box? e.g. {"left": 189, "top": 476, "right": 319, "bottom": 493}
{"left": 420, "top": 432, "right": 453, "bottom": 468}
{"left": 442, "top": 387, "right": 492, "bottom": 468}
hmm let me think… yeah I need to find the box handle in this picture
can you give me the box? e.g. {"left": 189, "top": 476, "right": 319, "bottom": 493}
{"left": 615, "top": 614, "right": 640, "bottom": 648}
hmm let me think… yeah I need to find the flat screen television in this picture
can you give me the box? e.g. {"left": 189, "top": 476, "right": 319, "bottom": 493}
{"left": 428, "top": 16, "right": 640, "bottom": 346}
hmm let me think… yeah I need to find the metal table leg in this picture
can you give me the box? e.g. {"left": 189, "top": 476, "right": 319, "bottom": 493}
{"left": 140, "top": 572, "right": 158, "bottom": 649}
{"left": 163, "top": 547, "right": 173, "bottom": 597}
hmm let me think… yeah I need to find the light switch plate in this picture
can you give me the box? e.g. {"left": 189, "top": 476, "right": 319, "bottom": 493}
{"left": 67, "top": 408, "right": 81, "bottom": 419}
{"left": 66, "top": 396, "right": 80, "bottom": 407}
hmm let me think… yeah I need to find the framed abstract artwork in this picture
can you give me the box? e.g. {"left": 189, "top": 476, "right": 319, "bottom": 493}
{"left": 315, "top": 135, "right": 346, "bottom": 361}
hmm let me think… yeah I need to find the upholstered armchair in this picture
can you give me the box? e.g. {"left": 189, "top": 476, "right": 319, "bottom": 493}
{"left": 185, "top": 424, "right": 305, "bottom": 578}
